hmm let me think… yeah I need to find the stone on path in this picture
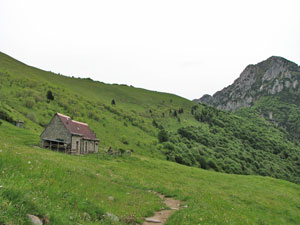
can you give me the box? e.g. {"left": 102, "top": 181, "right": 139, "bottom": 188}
{"left": 143, "top": 192, "right": 183, "bottom": 225}
{"left": 145, "top": 218, "right": 161, "bottom": 223}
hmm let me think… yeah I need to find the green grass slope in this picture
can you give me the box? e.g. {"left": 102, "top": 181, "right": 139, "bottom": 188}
{"left": 0, "top": 51, "right": 300, "bottom": 184}
{"left": 0, "top": 51, "right": 198, "bottom": 158}
{"left": 1, "top": 120, "right": 300, "bottom": 225}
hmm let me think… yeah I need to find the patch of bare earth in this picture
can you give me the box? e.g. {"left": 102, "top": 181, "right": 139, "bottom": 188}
{"left": 143, "top": 192, "right": 182, "bottom": 225}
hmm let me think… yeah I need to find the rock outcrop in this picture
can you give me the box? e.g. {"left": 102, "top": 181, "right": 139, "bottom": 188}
{"left": 194, "top": 56, "right": 300, "bottom": 111}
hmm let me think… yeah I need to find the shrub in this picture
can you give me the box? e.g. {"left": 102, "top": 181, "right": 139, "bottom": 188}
{"left": 198, "top": 157, "right": 207, "bottom": 169}
{"left": 158, "top": 129, "right": 168, "bottom": 143}
{"left": 207, "top": 158, "right": 218, "bottom": 171}
{"left": 119, "top": 148, "right": 126, "bottom": 154}
{"left": 152, "top": 120, "right": 158, "bottom": 128}
{"left": 163, "top": 142, "right": 175, "bottom": 150}
{"left": 173, "top": 110, "right": 177, "bottom": 117}
{"left": 0, "top": 110, "right": 14, "bottom": 123}
{"left": 46, "top": 90, "right": 54, "bottom": 101}
{"left": 121, "top": 136, "right": 129, "bottom": 145}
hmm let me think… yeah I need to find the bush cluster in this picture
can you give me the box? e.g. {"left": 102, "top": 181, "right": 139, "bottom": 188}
{"left": 160, "top": 105, "right": 300, "bottom": 184}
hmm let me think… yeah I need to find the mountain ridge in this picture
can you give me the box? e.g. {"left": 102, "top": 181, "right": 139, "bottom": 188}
{"left": 195, "top": 56, "right": 300, "bottom": 111}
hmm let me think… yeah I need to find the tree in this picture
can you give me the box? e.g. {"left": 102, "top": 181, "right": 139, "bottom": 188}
{"left": 152, "top": 120, "right": 159, "bottom": 128}
{"left": 173, "top": 110, "right": 177, "bottom": 117}
{"left": 46, "top": 90, "right": 54, "bottom": 101}
{"left": 111, "top": 99, "right": 116, "bottom": 105}
{"left": 158, "top": 129, "right": 168, "bottom": 143}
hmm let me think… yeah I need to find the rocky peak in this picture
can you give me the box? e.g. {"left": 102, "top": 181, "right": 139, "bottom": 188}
{"left": 195, "top": 56, "right": 300, "bottom": 111}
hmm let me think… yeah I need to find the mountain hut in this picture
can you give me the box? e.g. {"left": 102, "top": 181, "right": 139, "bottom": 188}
{"left": 40, "top": 113, "right": 99, "bottom": 154}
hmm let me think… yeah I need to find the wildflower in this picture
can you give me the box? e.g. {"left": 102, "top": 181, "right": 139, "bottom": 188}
{"left": 28, "top": 161, "right": 31, "bottom": 164}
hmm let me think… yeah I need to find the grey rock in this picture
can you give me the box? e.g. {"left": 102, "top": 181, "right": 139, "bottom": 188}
{"left": 293, "top": 80, "right": 298, "bottom": 89}
{"left": 285, "top": 80, "right": 291, "bottom": 88}
{"left": 269, "top": 112, "right": 273, "bottom": 120}
{"left": 195, "top": 94, "right": 213, "bottom": 104}
{"left": 106, "top": 212, "right": 119, "bottom": 222}
{"left": 145, "top": 218, "right": 161, "bottom": 223}
{"left": 27, "top": 214, "right": 43, "bottom": 225}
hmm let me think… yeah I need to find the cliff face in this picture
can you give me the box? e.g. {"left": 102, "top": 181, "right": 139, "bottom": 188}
{"left": 195, "top": 56, "right": 300, "bottom": 111}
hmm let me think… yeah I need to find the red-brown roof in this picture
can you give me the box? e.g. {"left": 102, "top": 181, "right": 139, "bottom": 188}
{"left": 56, "top": 113, "right": 98, "bottom": 140}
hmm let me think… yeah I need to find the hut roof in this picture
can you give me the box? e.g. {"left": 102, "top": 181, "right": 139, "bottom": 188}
{"left": 56, "top": 113, "right": 98, "bottom": 140}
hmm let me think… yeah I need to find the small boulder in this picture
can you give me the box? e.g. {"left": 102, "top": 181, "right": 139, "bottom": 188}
{"left": 108, "top": 196, "right": 114, "bottom": 201}
{"left": 82, "top": 212, "right": 91, "bottom": 220}
{"left": 27, "top": 214, "right": 43, "bottom": 225}
{"left": 145, "top": 218, "right": 161, "bottom": 223}
{"left": 106, "top": 212, "right": 119, "bottom": 222}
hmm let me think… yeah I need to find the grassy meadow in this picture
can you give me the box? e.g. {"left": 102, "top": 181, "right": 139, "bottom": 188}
{"left": 1, "top": 51, "right": 300, "bottom": 224}
{"left": 1, "top": 120, "right": 300, "bottom": 225}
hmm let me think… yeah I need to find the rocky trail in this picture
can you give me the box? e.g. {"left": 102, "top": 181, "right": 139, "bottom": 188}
{"left": 143, "top": 192, "right": 183, "bottom": 225}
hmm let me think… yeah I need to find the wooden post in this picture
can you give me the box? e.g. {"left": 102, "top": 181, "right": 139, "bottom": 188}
{"left": 50, "top": 141, "right": 52, "bottom": 150}
{"left": 57, "top": 143, "right": 59, "bottom": 152}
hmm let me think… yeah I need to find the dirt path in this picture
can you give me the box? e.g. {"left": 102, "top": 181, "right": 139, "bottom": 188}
{"left": 143, "top": 192, "right": 182, "bottom": 225}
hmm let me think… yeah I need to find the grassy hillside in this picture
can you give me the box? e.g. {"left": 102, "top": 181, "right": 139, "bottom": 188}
{"left": 1, "top": 51, "right": 300, "bottom": 185}
{"left": 1, "top": 52, "right": 300, "bottom": 224}
{"left": 0, "top": 51, "right": 198, "bottom": 158}
{"left": 1, "top": 120, "right": 300, "bottom": 225}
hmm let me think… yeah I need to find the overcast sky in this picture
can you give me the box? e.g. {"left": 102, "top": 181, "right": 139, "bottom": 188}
{"left": 1, "top": 0, "right": 299, "bottom": 100}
